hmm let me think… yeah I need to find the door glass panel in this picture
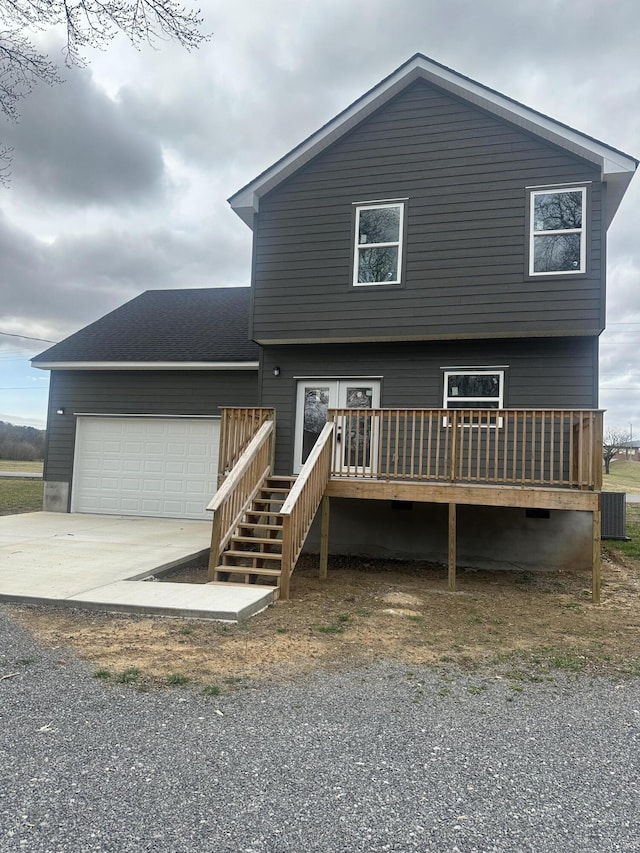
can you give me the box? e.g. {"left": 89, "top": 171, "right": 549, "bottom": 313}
{"left": 343, "top": 386, "right": 373, "bottom": 468}
{"left": 302, "top": 387, "right": 329, "bottom": 464}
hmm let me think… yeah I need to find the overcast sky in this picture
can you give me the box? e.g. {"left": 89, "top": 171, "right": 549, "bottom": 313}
{"left": 1, "top": 0, "right": 639, "bottom": 434}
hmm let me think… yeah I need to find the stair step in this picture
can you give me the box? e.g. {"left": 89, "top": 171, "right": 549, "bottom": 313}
{"left": 244, "top": 510, "right": 284, "bottom": 520}
{"left": 231, "top": 535, "right": 283, "bottom": 546}
{"left": 237, "top": 522, "right": 283, "bottom": 532}
{"left": 266, "top": 475, "right": 296, "bottom": 484}
{"left": 213, "top": 566, "right": 282, "bottom": 578}
{"left": 259, "top": 486, "right": 290, "bottom": 495}
{"left": 252, "top": 498, "right": 285, "bottom": 506}
{"left": 206, "top": 580, "right": 276, "bottom": 591}
{"left": 223, "top": 550, "right": 283, "bottom": 562}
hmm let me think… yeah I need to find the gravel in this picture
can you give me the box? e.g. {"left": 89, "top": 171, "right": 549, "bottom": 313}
{"left": 1, "top": 605, "right": 640, "bottom": 853}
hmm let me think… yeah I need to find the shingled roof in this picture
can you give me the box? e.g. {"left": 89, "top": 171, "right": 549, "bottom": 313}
{"left": 32, "top": 288, "right": 258, "bottom": 367}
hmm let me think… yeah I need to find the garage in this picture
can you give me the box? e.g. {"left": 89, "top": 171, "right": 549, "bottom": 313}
{"left": 71, "top": 417, "right": 220, "bottom": 520}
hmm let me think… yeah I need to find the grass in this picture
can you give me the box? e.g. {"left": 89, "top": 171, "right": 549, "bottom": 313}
{"left": 166, "top": 672, "right": 190, "bottom": 686}
{"left": 318, "top": 623, "right": 345, "bottom": 634}
{"left": 93, "top": 668, "right": 112, "bottom": 680}
{"left": 115, "top": 667, "right": 140, "bottom": 684}
{"left": 0, "top": 478, "right": 44, "bottom": 515}
{"left": 610, "top": 503, "right": 640, "bottom": 560}
{"left": 602, "top": 460, "right": 640, "bottom": 494}
{"left": 0, "top": 459, "right": 43, "bottom": 473}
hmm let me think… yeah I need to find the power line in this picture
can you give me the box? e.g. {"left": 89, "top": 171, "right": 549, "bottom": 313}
{"left": 0, "top": 331, "right": 58, "bottom": 343}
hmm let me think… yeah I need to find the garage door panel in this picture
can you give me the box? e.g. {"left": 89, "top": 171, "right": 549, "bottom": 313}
{"left": 73, "top": 417, "right": 219, "bottom": 520}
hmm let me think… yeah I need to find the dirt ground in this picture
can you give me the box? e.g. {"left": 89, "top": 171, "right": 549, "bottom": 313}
{"left": 10, "top": 544, "right": 640, "bottom": 691}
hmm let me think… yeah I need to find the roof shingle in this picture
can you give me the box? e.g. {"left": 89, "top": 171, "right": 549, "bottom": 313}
{"left": 32, "top": 288, "right": 258, "bottom": 365}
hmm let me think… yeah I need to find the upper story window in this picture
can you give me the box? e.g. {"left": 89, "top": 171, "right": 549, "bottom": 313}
{"left": 353, "top": 202, "right": 404, "bottom": 286}
{"left": 529, "top": 187, "right": 586, "bottom": 275}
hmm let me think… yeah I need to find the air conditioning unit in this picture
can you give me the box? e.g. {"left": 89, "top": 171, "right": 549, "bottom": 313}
{"left": 601, "top": 492, "right": 627, "bottom": 540}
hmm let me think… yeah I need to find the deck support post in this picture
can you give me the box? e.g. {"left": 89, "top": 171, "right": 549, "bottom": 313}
{"left": 448, "top": 502, "right": 456, "bottom": 591}
{"left": 208, "top": 510, "right": 223, "bottom": 581}
{"left": 320, "top": 496, "right": 330, "bottom": 580}
{"left": 592, "top": 504, "right": 601, "bottom": 605}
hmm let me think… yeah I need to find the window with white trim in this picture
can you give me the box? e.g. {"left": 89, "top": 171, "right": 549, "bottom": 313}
{"left": 353, "top": 202, "right": 404, "bottom": 285}
{"left": 529, "top": 187, "right": 586, "bottom": 275}
{"left": 443, "top": 370, "right": 504, "bottom": 426}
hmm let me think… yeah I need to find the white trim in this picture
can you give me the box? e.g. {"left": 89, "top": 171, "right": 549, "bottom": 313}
{"left": 525, "top": 181, "right": 593, "bottom": 189}
{"left": 351, "top": 197, "right": 409, "bottom": 205}
{"left": 229, "top": 54, "right": 637, "bottom": 229}
{"left": 529, "top": 187, "right": 586, "bottom": 276}
{"left": 32, "top": 361, "right": 259, "bottom": 371}
{"left": 293, "top": 375, "right": 383, "bottom": 380}
{"left": 353, "top": 202, "right": 404, "bottom": 286}
{"left": 443, "top": 369, "right": 505, "bottom": 408}
{"left": 443, "top": 368, "right": 505, "bottom": 429}
{"left": 440, "top": 365, "right": 509, "bottom": 370}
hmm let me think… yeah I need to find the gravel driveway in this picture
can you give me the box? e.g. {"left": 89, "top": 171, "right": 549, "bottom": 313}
{"left": 2, "top": 605, "right": 639, "bottom": 853}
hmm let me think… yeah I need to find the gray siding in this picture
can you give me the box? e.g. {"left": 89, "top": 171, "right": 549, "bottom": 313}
{"left": 44, "top": 370, "right": 258, "bottom": 483}
{"left": 259, "top": 338, "right": 598, "bottom": 474}
{"left": 252, "top": 80, "right": 604, "bottom": 343}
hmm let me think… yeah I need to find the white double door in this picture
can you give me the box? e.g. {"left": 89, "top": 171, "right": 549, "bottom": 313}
{"left": 294, "top": 379, "right": 380, "bottom": 474}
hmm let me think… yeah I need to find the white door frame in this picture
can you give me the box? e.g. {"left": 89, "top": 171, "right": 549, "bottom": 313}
{"left": 293, "top": 379, "right": 380, "bottom": 474}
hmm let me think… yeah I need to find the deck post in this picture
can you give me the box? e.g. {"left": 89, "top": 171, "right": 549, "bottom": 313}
{"left": 448, "top": 502, "right": 456, "bottom": 591}
{"left": 319, "top": 495, "right": 330, "bottom": 579}
{"left": 208, "top": 510, "right": 223, "bottom": 581}
{"left": 592, "top": 502, "right": 601, "bottom": 605}
{"left": 280, "top": 514, "right": 291, "bottom": 601}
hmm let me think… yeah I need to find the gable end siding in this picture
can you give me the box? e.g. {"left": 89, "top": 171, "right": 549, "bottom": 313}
{"left": 252, "top": 80, "right": 603, "bottom": 343}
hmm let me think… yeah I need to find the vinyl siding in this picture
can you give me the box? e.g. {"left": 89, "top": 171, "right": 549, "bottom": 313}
{"left": 44, "top": 370, "right": 258, "bottom": 483}
{"left": 258, "top": 337, "right": 598, "bottom": 474}
{"left": 252, "top": 80, "right": 604, "bottom": 343}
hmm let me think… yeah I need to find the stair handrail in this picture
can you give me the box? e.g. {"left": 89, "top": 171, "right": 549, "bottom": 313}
{"left": 217, "top": 407, "right": 275, "bottom": 488}
{"left": 207, "top": 419, "right": 274, "bottom": 575}
{"left": 279, "top": 422, "right": 334, "bottom": 599}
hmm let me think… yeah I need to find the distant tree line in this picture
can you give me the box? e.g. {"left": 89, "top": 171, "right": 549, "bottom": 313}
{"left": 0, "top": 421, "right": 45, "bottom": 461}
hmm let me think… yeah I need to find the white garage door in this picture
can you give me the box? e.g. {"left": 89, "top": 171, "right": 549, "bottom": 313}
{"left": 72, "top": 417, "right": 220, "bottom": 520}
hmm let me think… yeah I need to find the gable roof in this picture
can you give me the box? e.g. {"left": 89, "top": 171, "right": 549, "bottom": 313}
{"left": 229, "top": 53, "right": 637, "bottom": 229}
{"left": 32, "top": 287, "right": 259, "bottom": 370}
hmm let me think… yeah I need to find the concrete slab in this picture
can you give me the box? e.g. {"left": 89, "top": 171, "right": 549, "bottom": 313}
{"left": 69, "top": 581, "right": 273, "bottom": 621}
{"left": 0, "top": 512, "right": 273, "bottom": 621}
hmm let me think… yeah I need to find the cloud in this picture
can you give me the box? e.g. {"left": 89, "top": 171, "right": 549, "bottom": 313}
{"left": 0, "top": 208, "right": 250, "bottom": 345}
{"left": 3, "top": 57, "right": 166, "bottom": 206}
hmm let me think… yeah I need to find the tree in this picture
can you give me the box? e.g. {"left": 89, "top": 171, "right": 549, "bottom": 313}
{"left": 602, "top": 427, "right": 631, "bottom": 475}
{"left": 0, "top": 0, "right": 208, "bottom": 182}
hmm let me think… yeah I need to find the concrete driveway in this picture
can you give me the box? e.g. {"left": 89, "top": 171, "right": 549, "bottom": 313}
{"left": 0, "top": 512, "right": 273, "bottom": 621}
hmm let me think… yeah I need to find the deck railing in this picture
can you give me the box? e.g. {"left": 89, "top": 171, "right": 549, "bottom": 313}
{"left": 207, "top": 419, "right": 274, "bottom": 577}
{"left": 217, "top": 407, "right": 275, "bottom": 487}
{"left": 328, "top": 408, "right": 603, "bottom": 490}
{"left": 279, "top": 422, "right": 334, "bottom": 599}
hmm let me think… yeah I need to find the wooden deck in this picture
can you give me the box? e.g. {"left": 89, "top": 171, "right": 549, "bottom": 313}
{"left": 212, "top": 408, "right": 604, "bottom": 603}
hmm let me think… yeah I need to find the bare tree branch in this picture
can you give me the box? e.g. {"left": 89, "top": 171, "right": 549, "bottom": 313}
{"left": 0, "top": 0, "right": 208, "bottom": 180}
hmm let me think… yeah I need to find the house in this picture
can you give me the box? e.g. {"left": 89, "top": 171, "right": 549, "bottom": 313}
{"left": 621, "top": 440, "right": 640, "bottom": 463}
{"left": 33, "top": 54, "right": 637, "bottom": 602}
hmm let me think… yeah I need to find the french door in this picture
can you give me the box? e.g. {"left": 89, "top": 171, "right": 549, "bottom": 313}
{"left": 294, "top": 379, "right": 380, "bottom": 474}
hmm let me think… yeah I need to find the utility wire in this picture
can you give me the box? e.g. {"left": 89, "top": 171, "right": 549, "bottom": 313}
{"left": 0, "top": 331, "right": 58, "bottom": 343}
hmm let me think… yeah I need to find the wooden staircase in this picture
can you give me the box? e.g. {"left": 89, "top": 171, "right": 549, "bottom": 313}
{"left": 209, "top": 475, "right": 296, "bottom": 597}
